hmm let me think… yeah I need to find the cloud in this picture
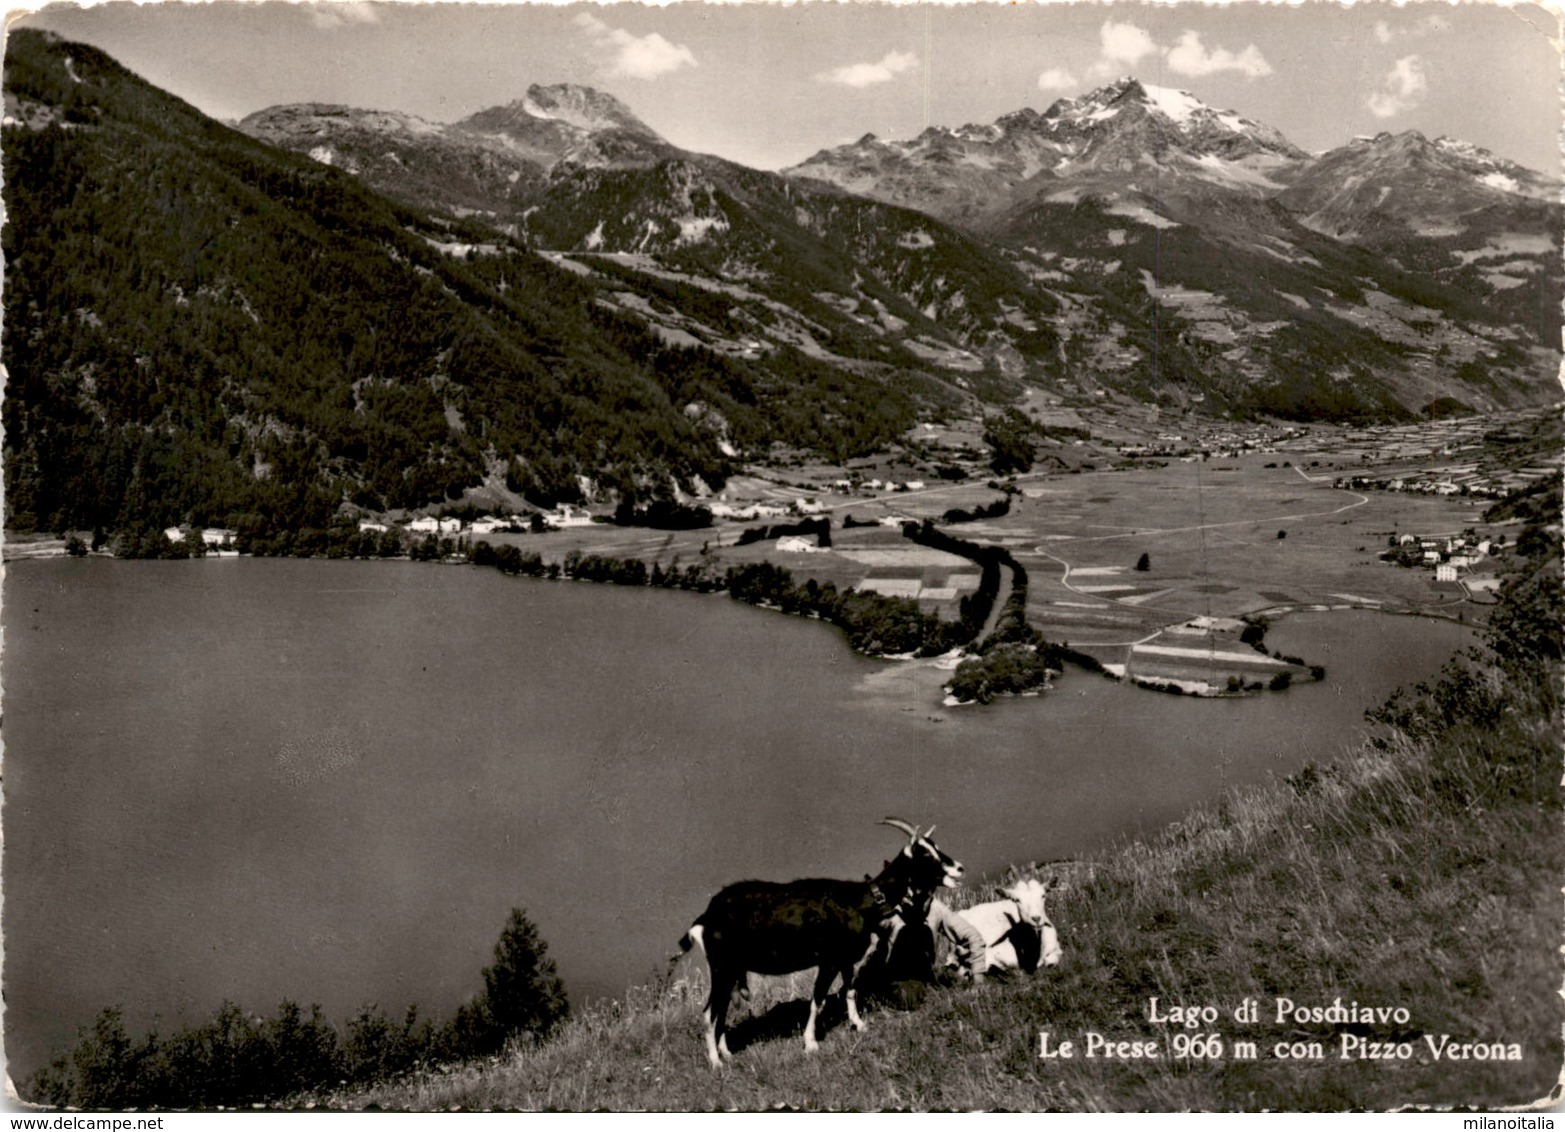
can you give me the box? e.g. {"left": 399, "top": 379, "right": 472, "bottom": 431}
{"left": 1166, "top": 31, "right": 1273, "bottom": 78}
{"left": 575, "top": 13, "right": 697, "bottom": 81}
{"left": 1087, "top": 22, "right": 1271, "bottom": 82}
{"left": 1037, "top": 67, "right": 1079, "bottom": 92}
{"left": 816, "top": 49, "right": 919, "bottom": 88}
{"left": 1366, "top": 54, "right": 1427, "bottom": 118}
{"left": 1098, "top": 20, "right": 1159, "bottom": 69}
{"left": 1374, "top": 14, "right": 1451, "bottom": 44}
{"left": 310, "top": 3, "right": 379, "bottom": 30}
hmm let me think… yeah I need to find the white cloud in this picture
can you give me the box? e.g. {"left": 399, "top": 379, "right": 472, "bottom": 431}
{"left": 310, "top": 3, "right": 379, "bottom": 31}
{"left": 575, "top": 13, "right": 697, "bottom": 81}
{"left": 1098, "top": 20, "right": 1159, "bottom": 69}
{"left": 816, "top": 49, "right": 919, "bottom": 88}
{"left": 1087, "top": 22, "right": 1271, "bottom": 82}
{"left": 1037, "top": 67, "right": 1079, "bottom": 92}
{"left": 1366, "top": 54, "right": 1427, "bottom": 119}
{"left": 1166, "top": 31, "right": 1273, "bottom": 78}
{"left": 1374, "top": 15, "right": 1451, "bottom": 44}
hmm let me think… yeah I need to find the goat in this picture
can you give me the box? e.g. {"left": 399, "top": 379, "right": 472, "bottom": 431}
{"left": 676, "top": 818, "right": 962, "bottom": 1067}
{"left": 954, "top": 878, "right": 1061, "bottom": 975}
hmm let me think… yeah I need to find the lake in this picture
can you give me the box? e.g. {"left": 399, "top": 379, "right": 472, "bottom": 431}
{"left": 1, "top": 558, "right": 1474, "bottom": 1080}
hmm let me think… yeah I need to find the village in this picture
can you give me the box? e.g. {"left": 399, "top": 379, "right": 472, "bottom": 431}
{"left": 13, "top": 406, "right": 1555, "bottom": 651}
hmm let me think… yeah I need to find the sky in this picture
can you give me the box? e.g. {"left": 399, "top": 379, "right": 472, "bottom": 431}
{"left": 9, "top": 0, "right": 1563, "bottom": 174}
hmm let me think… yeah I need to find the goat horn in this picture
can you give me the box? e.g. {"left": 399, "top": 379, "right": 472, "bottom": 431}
{"left": 880, "top": 817, "right": 919, "bottom": 838}
{"left": 924, "top": 825, "right": 937, "bottom": 838}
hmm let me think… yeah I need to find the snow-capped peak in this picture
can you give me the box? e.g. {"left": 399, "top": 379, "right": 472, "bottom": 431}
{"left": 520, "top": 83, "right": 654, "bottom": 136}
{"left": 1139, "top": 83, "right": 1204, "bottom": 123}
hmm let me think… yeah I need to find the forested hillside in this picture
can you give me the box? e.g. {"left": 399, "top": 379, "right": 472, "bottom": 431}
{"left": 1, "top": 30, "right": 936, "bottom": 538}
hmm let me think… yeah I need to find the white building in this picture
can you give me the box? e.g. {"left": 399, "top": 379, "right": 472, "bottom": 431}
{"left": 545, "top": 505, "right": 595, "bottom": 529}
{"left": 1435, "top": 564, "right": 1458, "bottom": 583}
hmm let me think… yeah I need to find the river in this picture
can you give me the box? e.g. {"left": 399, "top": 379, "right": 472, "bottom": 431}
{"left": 1, "top": 557, "right": 1474, "bottom": 1080}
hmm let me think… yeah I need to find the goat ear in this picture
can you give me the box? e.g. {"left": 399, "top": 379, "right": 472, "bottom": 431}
{"left": 1003, "top": 882, "right": 1022, "bottom": 900}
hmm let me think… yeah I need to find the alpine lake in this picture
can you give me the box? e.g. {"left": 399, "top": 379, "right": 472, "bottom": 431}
{"left": 2, "top": 556, "right": 1474, "bottom": 1080}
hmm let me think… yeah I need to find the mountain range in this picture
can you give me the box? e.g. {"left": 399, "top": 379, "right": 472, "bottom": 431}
{"left": 241, "top": 74, "right": 1562, "bottom": 421}
{"left": 4, "top": 30, "right": 1560, "bottom": 538}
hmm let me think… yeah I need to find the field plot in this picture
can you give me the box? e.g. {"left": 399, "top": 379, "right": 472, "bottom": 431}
{"left": 476, "top": 445, "right": 1495, "bottom": 660}
{"left": 957, "top": 452, "right": 1497, "bottom": 663}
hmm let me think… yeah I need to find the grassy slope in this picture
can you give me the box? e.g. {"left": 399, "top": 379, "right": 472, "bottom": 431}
{"left": 336, "top": 655, "right": 1562, "bottom": 1111}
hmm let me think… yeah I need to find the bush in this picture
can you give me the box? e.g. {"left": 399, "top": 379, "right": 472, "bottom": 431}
{"left": 947, "top": 643, "right": 1055, "bottom": 704}
{"left": 941, "top": 497, "right": 1010, "bottom": 524}
{"left": 28, "top": 910, "right": 569, "bottom": 1108}
{"left": 613, "top": 499, "right": 712, "bottom": 530}
{"left": 736, "top": 516, "right": 831, "bottom": 547}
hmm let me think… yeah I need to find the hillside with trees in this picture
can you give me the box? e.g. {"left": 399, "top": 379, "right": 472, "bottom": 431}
{"left": 1, "top": 30, "right": 945, "bottom": 541}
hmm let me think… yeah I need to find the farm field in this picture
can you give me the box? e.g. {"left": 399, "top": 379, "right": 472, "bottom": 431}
{"left": 471, "top": 438, "right": 1500, "bottom": 694}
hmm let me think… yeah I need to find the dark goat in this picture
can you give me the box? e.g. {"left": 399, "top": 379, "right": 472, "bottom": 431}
{"left": 676, "top": 818, "right": 962, "bottom": 1067}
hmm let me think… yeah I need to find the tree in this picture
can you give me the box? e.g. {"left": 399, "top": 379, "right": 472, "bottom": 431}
{"left": 982, "top": 408, "right": 1038, "bottom": 476}
{"left": 470, "top": 908, "right": 570, "bottom": 1051}
{"left": 1134, "top": 552, "right": 1150, "bottom": 572}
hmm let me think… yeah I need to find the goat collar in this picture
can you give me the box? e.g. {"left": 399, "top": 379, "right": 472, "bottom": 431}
{"left": 871, "top": 879, "right": 934, "bottom": 926}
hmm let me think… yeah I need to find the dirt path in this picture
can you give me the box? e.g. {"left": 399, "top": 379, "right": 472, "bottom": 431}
{"left": 975, "top": 557, "right": 1025, "bottom": 645}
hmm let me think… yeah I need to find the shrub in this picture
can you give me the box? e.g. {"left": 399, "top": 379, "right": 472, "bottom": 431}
{"left": 28, "top": 910, "right": 570, "bottom": 1108}
{"left": 947, "top": 644, "right": 1055, "bottom": 704}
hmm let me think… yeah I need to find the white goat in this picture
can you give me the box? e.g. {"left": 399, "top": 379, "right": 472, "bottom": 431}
{"left": 956, "top": 878, "right": 1061, "bottom": 974}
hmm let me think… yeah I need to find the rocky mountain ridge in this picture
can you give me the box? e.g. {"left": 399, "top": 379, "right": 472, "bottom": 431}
{"left": 234, "top": 73, "right": 1560, "bottom": 423}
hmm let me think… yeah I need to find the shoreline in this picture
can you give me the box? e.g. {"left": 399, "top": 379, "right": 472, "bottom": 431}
{"left": 9, "top": 551, "right": 1469, "bottom": 707}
